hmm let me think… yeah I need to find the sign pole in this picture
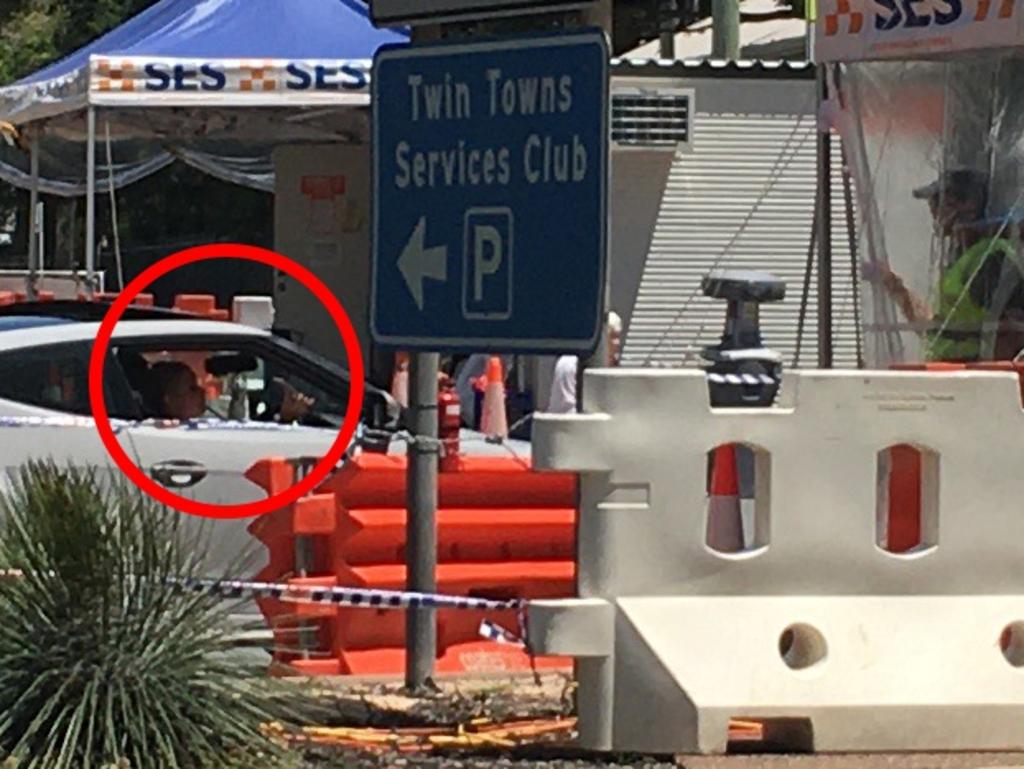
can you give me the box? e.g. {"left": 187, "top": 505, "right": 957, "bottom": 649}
{"left": 405, "top": 350, "right": 439, "bottom": 690}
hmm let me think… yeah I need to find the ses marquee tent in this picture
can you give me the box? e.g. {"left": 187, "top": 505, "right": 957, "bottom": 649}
{"left": 0, "top": 0, "right": 406, "bottom": 287}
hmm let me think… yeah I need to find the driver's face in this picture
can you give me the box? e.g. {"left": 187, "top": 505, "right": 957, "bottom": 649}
{"left": 162, "top": 369, "right": 206, "bottom": 419}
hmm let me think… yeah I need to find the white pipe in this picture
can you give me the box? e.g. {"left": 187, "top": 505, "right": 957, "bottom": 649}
{"left": 36, "top": 202, "right": 44, "bottom": 272}
{"left": 104, "top": 121, "right": 124, "bottom": 291}
{"left": 85, "top": 107, "right": 96, "bottom": 297}
{"left": 27, "top": 134, "right": 39, "bottom": 300}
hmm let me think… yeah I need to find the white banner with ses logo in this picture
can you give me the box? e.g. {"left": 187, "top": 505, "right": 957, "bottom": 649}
{"left": 815, "top": 0, "right": 1022, "bottom": 62}
{"left": 88, "top": 56, "right": 371, "bottom": 106}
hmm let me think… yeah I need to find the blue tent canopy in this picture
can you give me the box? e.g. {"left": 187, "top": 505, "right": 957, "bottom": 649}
{"left": 20, "top": 0, "right": 405, "bottom": 86}
{"left": 1, "top": 0, "right": 408, "bottom": 126}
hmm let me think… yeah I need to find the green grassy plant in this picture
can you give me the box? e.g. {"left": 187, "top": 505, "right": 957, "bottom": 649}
{"left": 0, "top": 461, "right": 287, "bottom": 769}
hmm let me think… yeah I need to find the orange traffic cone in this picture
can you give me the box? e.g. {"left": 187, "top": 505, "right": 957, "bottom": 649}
{"left": 391, "top": 352, "right": 409, "bottom": 408}
{"left": 479, "top": 356, "right": 508, "bottom": 439}
{"left": 707, "top": 444, "right": 744, "bottom": 553}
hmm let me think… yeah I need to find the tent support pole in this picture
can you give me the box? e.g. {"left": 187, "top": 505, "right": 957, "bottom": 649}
{"left": 27, "top": 133, "right": 39, "bottom": 300}
{"left": 85, "top": 106, "right": 96, "bottom": 297}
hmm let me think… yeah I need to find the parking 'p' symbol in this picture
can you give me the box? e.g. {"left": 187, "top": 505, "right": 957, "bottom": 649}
{"left": 462, "top": 208, "right": 513, "bottom": 320}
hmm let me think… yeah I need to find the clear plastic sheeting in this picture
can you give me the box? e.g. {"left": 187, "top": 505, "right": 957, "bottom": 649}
{"left": 836, "top": 53, "right": 1024, "bottom": 366}
{"left": 170, "top": 148, "right": 274, "bottom": 193}
{"left": 0, "top": 105, "right": 367, "bottom": 196}
{"left": 0, "top": 147, "right": 173, "bottom": 197}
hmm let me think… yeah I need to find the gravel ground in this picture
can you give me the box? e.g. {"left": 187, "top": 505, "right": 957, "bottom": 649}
{"left": 279, "top": 675, "right": 1024, "bottom": 769}
{"left": 306, "top": 674, "right": 574, "bottom": 728}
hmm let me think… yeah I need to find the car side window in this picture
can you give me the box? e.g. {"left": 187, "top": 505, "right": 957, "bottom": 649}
{"left": 0, "top": 343, "right": 99, "bottom": 416}
{"left": 112, "top": 339, "right": 345, "bottom": 426}
{"left": 257, "top": 342, "right": 349, "bottom": 419}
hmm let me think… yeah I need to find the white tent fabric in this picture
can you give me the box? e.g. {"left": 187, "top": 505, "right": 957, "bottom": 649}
{"left": 0, "top": 57, "right": 374, "bottom": 129}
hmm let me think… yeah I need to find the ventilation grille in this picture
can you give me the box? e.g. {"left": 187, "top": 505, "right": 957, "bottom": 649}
{"left": 611, "top": 87, "right": 694, "bottom": 150}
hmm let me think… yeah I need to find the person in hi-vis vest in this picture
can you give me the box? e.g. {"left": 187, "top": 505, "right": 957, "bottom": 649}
{"left": 864, "top": 168, "right": 1024, "bottom": 362}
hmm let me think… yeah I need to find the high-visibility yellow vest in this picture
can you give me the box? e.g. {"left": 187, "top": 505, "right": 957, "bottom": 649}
{"left": 926, "top": 236, "right": 1021, "bottom": 362}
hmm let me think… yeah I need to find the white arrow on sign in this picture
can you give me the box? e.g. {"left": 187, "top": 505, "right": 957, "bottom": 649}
{"left": 398, "top": 216, "right": 448, "bottom": 311}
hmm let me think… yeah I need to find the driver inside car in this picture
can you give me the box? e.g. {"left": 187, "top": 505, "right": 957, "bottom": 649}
{"left": 144, "top": 361, "right": 313, "bottom": 423}
{"left": 143, "top": 361, "right": 206, "bottom": 419}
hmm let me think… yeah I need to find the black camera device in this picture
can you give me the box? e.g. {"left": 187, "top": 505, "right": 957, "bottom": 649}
{"left": 700, "top": 270, "right": 785, "bottom": 408}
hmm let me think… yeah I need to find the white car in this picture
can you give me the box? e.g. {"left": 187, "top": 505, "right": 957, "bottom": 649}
{"left": 0, "top": 303, "right": 398, "bottom": 577}
{"left": 0, "top": 303, "right": 534, "bottom": 646}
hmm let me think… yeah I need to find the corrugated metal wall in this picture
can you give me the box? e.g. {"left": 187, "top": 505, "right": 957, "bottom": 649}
{"left": 614, "top": 67, "right": 860, "bottom": 369}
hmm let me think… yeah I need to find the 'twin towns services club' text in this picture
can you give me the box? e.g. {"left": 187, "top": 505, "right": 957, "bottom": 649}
{"left": 394, "top": 69, "right": 590, "bottom": 190}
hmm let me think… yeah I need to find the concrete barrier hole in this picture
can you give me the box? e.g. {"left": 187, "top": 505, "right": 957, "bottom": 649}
{"left": 779, "top": 623, "right": 827, "bottom": 670}
{"left": 728, "top": 717, "right": 815, "bottom": 754}
{"left": 705, "top": 443, "right": 770, "bottom": 555}
{"left": 1001, "top": 622, "right": 1024, "bottom": 667}
{"left": 875, "top": 444, "right": 939, "bottom": 555}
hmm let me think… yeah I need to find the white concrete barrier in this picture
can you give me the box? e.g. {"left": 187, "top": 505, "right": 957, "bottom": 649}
{"left": 529, "top": 368, "right": 1024, "bottom": 754}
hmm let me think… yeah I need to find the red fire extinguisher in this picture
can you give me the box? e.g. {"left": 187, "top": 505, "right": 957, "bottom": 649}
{"left": 438, "top": 379, "right": 461, "bottom": 472}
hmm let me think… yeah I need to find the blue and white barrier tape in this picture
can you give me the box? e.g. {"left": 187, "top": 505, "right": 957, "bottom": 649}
{"left": 479, "top": 619, "right": 525, "bottom": 646}
{"left": 1, "top": 570, "right": 531, "bottom": 649}
{"left": 0, "top": 415, "right": 116, "bottom": 429}
{"left": 177, "top": 577, "right": 531, "bottom": 647}
{"left": 171, "top": 576, "right": 525, "bottom": 612}
{"left": 0, "top": 415, "right": 310, "bottom": 432}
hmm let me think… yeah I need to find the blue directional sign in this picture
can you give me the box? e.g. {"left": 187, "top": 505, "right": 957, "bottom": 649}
{"left": 371, "top": 31, "right": 609, "bottom": 353}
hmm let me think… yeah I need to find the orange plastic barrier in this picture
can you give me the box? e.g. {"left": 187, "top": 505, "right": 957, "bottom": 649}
{"left": 92, "top": 291, "right": 155, "bottom": 307}
{"left": 173, "top": 293, "right": 229, "bottom": 320}
{"left": 4, "top": 288, "right": 257, "bottom": 326}
{"left": 246, "top": 453, "right": 577, "bottom": 677}
{"left": 337, "top": 508, "right": 575, "bottom": 565}
{"left": 324, "top": 453, "right": 575, "bottom": 508}
{"left": 13, "top": 290, "right": 53, "bottom": 302}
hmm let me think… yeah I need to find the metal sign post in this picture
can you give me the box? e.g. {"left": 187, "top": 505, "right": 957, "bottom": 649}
{"left": 405, "top": 351, "right": 439, "bottom": 691}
